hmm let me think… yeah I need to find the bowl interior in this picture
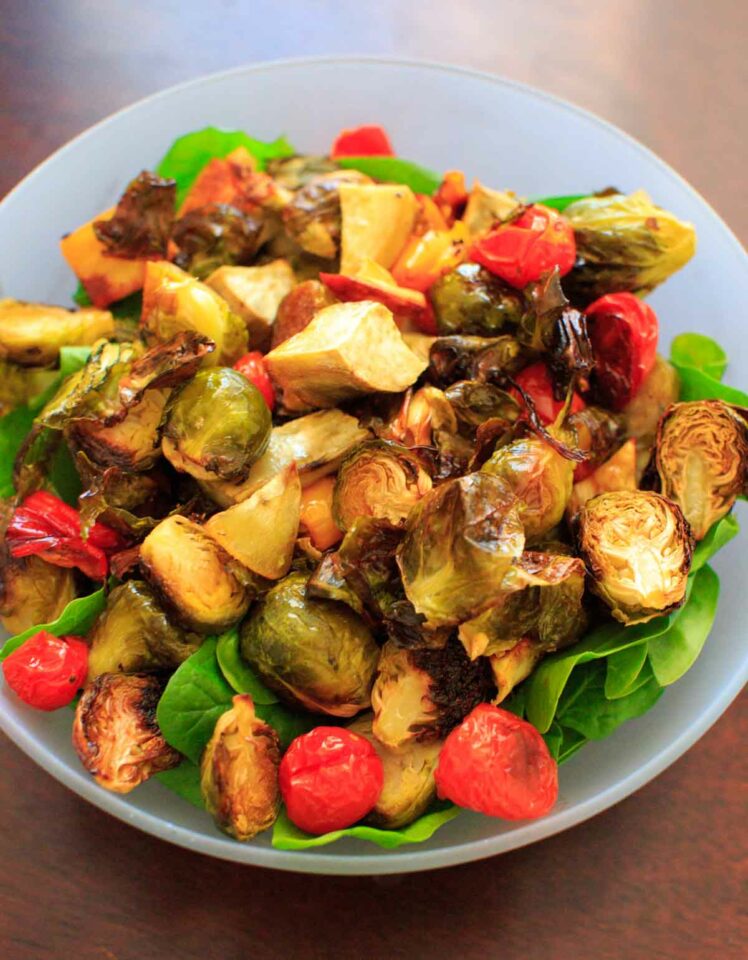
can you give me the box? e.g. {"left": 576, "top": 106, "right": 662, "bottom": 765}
{"left": 0, "top": 58, "right": 746, "bottom": 875}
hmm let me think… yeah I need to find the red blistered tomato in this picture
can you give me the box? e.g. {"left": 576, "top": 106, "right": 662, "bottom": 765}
{"left": 2, "top": 631, "right": 89, "bottom": 711}
{"left": 435, "top": 704, "right": 558, "bottom": 820}
{"left": 470, "top": 205, "right": 576, "bottom": 289}
{"left": 511, "top": 362, "right": 585, "bottom": 425}
{"left": 279, "top": 727, "right": 384, "bottom": 835}
{"left": 585, "top": 293, "right": 658, "bottom": 410}
{"left": 233, "top": 352, "right": 275, "bottom": 411}
{"left": 330, "top": 125, "right": 394, "bottom": 159}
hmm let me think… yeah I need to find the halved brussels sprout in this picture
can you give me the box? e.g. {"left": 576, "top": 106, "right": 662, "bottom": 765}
{"left": 171, "top": 203, "right": 265, "bottom": 279}
{"left": 271, "top": 279, "right": 337, "bottom": 349}
{"left": 204, "top": 465, "right": 301, "bottom": 580}
{"left": 0, "top": 554, "right": 76, "bottom": 635}
{"left": 383, "top": 385, "right": 458, "bottom": 450}
{"left": 282, "top": 169, "right": 370, "bottom": 260}
{"left": 0, "top": 299, "right": 114, "bottom": 366}
{"left": 430, "top": 262, "right": 524, "bottom": 336}
{"left": 162, "top": 367, "right": 271, "bottom": 482}
{"left": 76, "top": 452, "right": 167, "bottom": 537}
{"left": 0, "top": 361, "right": 58, "bottom": 416}
{"left": 200, "top": 409, "right": 370, "bottom": 507}
{"left": 567, "top": 405, "right": 625, "bottom": 475}
{"left": 93, "top": 170, "right": 175, "bottom": 259}
{"left": 72, "top": 673, "right": 180, "bottom": 793}
{"left": 348, "top": 713, "right": 441, "bottom": 829}
{"left": 654, "top": 400, "right": 747, "bottom": 541}
{"left": 458, "top": 552, "right": 587, "bottom": 659}
{"left": 141, "top": 260, "right": 248, "bottom": 365}
{"left": 265, "top": 300, "right": 427, "bottom": 412}
{"left": 563, "top": 190, "right": 697, "bottom": 306}
{"left": 140, "top": 515, "right": 252, "bottom": 633}
{"left": 445, "top": 380, "right": 521, "bottom": 436}
{"left": 333, "top": 440, "right": 432, "bottom": 531}
{"left": 266, "top": 154, "right": 338, "bottom": 190}
{"left": 200, "top": 694, "right": 281, "bottom": 841}
{"left": 397, "top": 472, "right": 525, "bottom": 627}
{"left": 87, "top": 580, "right": 201, "bottom": 681}
{"left": 428, "top": 334, "right": 529, "bottom": 388}
{"left": 489, "top": 638, "right": 544, "bottom": 704}
{"left": 481, "top": 435, "right": 574, "bottom": 542}
{"left": 371, "top": 638, "right": 495, "bottom": 750}
{"left": 240, "top": 571, "right": 379, "bottom": 717}
{"left": 578, "top": 490, "right": 692, "bottom": 624}
{"left": 622, "top": 355, "right": 680, "bottom": 479}
{"left": 206, "top": 260, "right": 295, "bottom": 350}
{"left": 70, "top": 387, "right": 169, "bottom": 471}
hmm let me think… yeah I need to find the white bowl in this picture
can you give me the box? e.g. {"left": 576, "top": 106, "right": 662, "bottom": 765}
{"left": 0, "top": 57, "right": 745, "bottom": 875}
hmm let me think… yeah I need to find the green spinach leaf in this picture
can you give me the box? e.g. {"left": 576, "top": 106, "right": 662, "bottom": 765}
{"left": 336, "top": 156, "right": 441, "bottom": 194}
{"left": 215, "top": 627, "right": 278, "bottom": 704}
{"left": 557, "top": 662, "right": 663, "bottom": 740}
{"left": 670, "top": 333, "right": 727, "bottom": 380}
{"left": 532, "top": 193, "right": 589, "bottom": 212}
{"left": 692, "top": 514, "right": 740, "bottom": 572}
{"left": 155, "top": 761, "right": 204, "bottom": 809}
{"left": 604, "top": 642, "right": 649, "bottom": 699}
{"left": 0, "top": 587, "right": 106, "bottom": 660}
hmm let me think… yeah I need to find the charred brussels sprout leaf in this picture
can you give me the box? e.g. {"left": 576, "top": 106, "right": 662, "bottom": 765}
{"left": 333, "top": 440, "right": 432, "bottom": 531}
{"left": 654, "top": 400, "right": 748, "bottom": 540}
{"left": 428, "top": 335, "right": 529, "bottom": 388}
{"left": 93, "top": 171, "right": 176, "bottom": 259}
{"left": 0, "top": 553, "right": 76, "bottom": 635}
{"left": 140, "top": 515, "right": 253, "bottom": 633}
{"left": 371, "top": 637, "right": 495, "bottom": 750}
{"left": 172, "top": 203, "right": 265, "bottom": 279}
{"left": 72, "top": 673, "right": 180, "bottom": 794}
{"left": 70, "top": 388, "right": 169, "bottom": 472}
{"left": 482, "top": 435, "right": 574, "bottom": 542}
{"left": 240, "top": 571, "right": 379, "bottom": 717}
{"left": 397, "top": 473, "right": 525, "bottom": 627}
{"left": 349, "top": 713, "right": 441, "bottom": 829}
{"left": 578, "top": 490, "right": 693, "bottom": 624}
{"left": 200, "top": 694, "right": 281, "bottom": 841}
{"left": 87, "top": 580, "right": 202, "bottom": 681}
{"left": 163, "top": 367, "right": 271, "bottom": 482}
{"left": 563, "top": 190, "right": 696, "bottom": 307}
{"left": 282, "top": 170, "right": 368, "bottom": 260}
{"left": 266, "top": 154, "right": 338, "bottom": 190}
{"left": 444, "top": 380, "right": 521, "bottom": 436}
{"left": 430, "top": 263, "right": 524, "bottom": 336}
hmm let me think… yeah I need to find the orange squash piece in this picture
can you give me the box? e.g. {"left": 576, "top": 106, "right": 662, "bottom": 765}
{"left": 299, "top": 476, "right": 342, "bottom": 551}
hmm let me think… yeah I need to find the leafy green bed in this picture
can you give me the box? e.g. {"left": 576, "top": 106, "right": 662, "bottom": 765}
{"left": 0, "top": 127, "right": 745, "bottom": 851}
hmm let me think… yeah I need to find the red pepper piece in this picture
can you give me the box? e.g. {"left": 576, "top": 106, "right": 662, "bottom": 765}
{"left": 330, "top": 125, "right": 394, "bottom": 159}
{"left": 233, "top": 352, "right": 276, "bottom": 411}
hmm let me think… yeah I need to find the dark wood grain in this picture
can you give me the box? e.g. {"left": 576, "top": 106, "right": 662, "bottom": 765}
{"left": 0, "top": 2, "right": 746, "bottom": 958}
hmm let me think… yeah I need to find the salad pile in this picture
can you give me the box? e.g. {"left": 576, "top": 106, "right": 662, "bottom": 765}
{"left": 0, "top": 123, "right": 745, "bottom": 851}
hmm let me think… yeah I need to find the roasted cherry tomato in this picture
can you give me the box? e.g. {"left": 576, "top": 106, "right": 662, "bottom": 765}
{"left": 233, "top": 351, "right": 276, "bottom": 411}
{"left": 435, "top": 704, "right": 558, "bottom": 820}
{"left": 330, "top": 125, "right": 394, "bottom": 159}
{"left": 585, "top": 292, "right": 658, "bottom": 410}
{"left": 279, "top": 727, "right": 384, "bottom": 834}
{"left": 512, "top": 362, "right": 586, "bottom": 425}
{"left": 470, "top": 204, "right": 576, "bottom": 289}
{"left": 2, "top": 631, "right": 89, "bottom": 711}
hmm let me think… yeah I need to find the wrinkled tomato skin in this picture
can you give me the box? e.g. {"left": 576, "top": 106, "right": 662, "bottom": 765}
{"left": 233, "top": 352, "right": 276, "bottom": 411}
{"left": 279, "top": 727, "right": 384, "bottom": 834}
{"left": 470, "top": 205, "right": 576, "bottom": 289}
{"left": 585, "top": 293, "right": 658, "bottom": 411}
{"left": 512, "top": 361, "right": 586, "bottom": 425}
{"left": 435, "top": 704, "right": 558, "bottom": 820}
{"left": 2, "top": 631, "right": 89, "bottom": 711}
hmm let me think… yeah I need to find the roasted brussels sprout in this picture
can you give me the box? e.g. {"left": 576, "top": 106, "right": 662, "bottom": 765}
{"left": 622, "top": 355, "right": 680, "bottom": 479}
{"left": 162, "top": 367, "right": 271, "bottom": 482}
{"left": 140, "top": 515, "right": 252, "bottom": 633}
{"left": 141, "top": 260, "right": 248, "bottom": 365}
{"left": 489, "top": 638, "right": 544, "bottom": 704}
{"left": 445, "top": 380, "right": 521, "bottom": 436}
{"left": 0, "top": 360, "right": 58, "bottom": 416}
{"left": 383, "top": 385, "right": 459, "bottom": 448}
{"left": 240, "top": 572, "right": 379, "bottom": 716}
{"left": 0, "top": 299, "right": 115, "bottom": 366}
{"left": 271, "top": 279, "right": 337, "bottom": 349}
{"left": 397, "top": 473, "right": 525, "bottom": 627}
{"left": 72, "top": 673, "right": 180, "bottom": 793}
{"left": 481, "top": 434, "right": 574, "bottom": 541}
{"left": 266, "top": 154, "right": 338, "bottom": 190}
{"left": 87, "top": 581, "right": 201, "bottom": 681}
{"left": 172, "top": 203, "right": 265, "bottom": 279}
{"left": 200, "top": 694, "right": 281, "bottom": 841}
{"left": 265, "top": 300, "right": 427, "bottom": 412}
{"left": 200, "top": 409, "right": 370, "bottom": 507}
{"left": 93, "top": 170, "right": 175, "bottom": 259}
{"left": 567, "top": 437, "right": 637, "bottom": 518}
{"left": 578, "top": 490, "right": 693, "bottom": 624}
{"left": 371, "top": 638, "right": 495, "bottom": 750}
{"left": 428, "top": 334, "right": 529, "bottom": 388}
{"left": 567, "top": 405, "right": 625, "bottom": 475}
{"left": 333, "top": 441, "right": 432, "bottom": 531}
{"left": 430, "top": 262, "right": 524, "bottom": 336}
{"left": 458, "top": 552, "right": 587, "bottom": 659}
{"left": 563, "top": 190, "right": 697, "bottom": 306}
{"left": 70, "top": 387, "right": 169, "bottom": 472}
{"left": 204, "top": 465, "right": 301, "bottom": 580}
{"left": 654, "top": 400, "right": 748, "bottom": 540}
{"left": 348, "top": 714, "right": 441, "bottom": 829}
{"left": 0, "top": 554, "right": 76, "bottom": 635}
{"left": 206, "top": 260, "right": 295, "bottom": 350}
{"left": 282, "top": 170, "right": 370, "bottom": 259}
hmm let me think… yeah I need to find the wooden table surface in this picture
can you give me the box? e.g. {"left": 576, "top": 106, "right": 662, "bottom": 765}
{"left": 1, "top": 2, "right": 746, "bottom": 957}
